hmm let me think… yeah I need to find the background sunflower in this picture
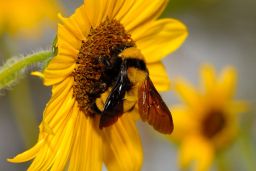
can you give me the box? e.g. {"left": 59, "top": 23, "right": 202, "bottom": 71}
{"left": 0, "top": 0, "right": 61, "bottom": 36}
{"left": 0, "top": 0, "right": 255, "bottom": 171}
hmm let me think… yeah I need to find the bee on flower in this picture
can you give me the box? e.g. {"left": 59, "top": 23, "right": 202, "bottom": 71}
{"left": 8, "top": 0, "right": 187, "bottom": 170}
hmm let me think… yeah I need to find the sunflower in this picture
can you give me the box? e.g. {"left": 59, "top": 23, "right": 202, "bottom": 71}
{"left": 171, "top": 65, "right": 247, "bottom": 171}
{"left": 0, "top": 0, "right": 60, "bottom": 35}
{"left": 8, "top": 0, "right": 187, "bottom": 170}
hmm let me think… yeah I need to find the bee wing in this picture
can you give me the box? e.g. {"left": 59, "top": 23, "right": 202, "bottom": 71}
{"left": 138, "top": 77, "right": 174, "bottom": 134}
{"left": 100, "top": 62, "right": 131, "bottom": 128}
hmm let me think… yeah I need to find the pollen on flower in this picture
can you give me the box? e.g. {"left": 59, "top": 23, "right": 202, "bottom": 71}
{"left": 72, "top": 18, "right": 135, "bottom": 116}
{"left": 202, "top": 110, "right": 226, "bottom": 138}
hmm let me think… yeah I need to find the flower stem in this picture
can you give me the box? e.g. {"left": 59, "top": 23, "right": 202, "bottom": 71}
{"left": 238, "top": 112, "right": 256, "bottom": 171}
{"left": 216, "top": 152, "right": 231, "bottom": 171}
{"left": 0, "top": 51, "right": 52, "bottom": 89}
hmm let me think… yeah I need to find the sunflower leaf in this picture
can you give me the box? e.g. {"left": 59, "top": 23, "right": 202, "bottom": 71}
{"left": 0, "top": 50, "right": 53, "bottom": 90}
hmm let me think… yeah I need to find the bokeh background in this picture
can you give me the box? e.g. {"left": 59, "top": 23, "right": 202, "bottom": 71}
{"left": 0, "top": 0, "right": 255, "bottom": 170}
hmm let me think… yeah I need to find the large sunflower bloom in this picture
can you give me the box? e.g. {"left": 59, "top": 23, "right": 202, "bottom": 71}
{"left": 8, "top": 0, "right": 187, "bottom": 170}
{"left": 171, "top": 65, "right": 247, "bottom": 171}
{"left": 0, "top": 0, "right": 60, "bottom": 35}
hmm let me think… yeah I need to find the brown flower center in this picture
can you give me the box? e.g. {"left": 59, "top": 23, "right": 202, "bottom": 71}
{"left": 202, "top": 109, "right": 226, "bottom": 138}
{"left": 72, "top": 18, "right": 135, "bottom": 116}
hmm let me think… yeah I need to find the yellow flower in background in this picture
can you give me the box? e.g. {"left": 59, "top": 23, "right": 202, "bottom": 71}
{"left": 0, "top": 0, "right": 60, "bottom": 35}
{"left": 8, "top": 0, "right": 187, "bottom": 170}
{"left": 171, "top": 65, "right": 247, "bottom": 171}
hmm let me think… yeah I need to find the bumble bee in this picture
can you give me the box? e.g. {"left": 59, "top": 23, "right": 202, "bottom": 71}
{"left": 97, "top": 47, "right": 174, "bottom": 134}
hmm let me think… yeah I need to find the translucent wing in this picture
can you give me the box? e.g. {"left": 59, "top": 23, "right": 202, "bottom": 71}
{"left": 138, "top": 77, "right": 174, "bottom": 134}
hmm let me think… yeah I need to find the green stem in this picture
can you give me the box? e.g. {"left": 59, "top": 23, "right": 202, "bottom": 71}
{"left": 216, "top": 152, "right": 231, "bottom": 171}
{"left": 0, "top": 51, "right": 52, "bottom": 89}
{"left": 238, "top": 112, "right": 256, "bottom": 171}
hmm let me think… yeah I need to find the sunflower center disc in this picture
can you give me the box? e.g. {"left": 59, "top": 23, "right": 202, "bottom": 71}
{"left": 202, "top": 110, "right": 226, "bottom": 138}
{"left": 73, "top": 18, "right": 135, "bottom": 116}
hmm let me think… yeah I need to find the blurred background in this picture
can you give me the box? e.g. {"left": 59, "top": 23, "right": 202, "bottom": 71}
{"left": 0, "top": 0, "right": 255, "bottom": 170}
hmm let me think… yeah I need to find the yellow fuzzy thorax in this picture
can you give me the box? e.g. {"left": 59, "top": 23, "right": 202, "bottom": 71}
{"left": 119, "top": 47, "right": 144, "bottom": 60}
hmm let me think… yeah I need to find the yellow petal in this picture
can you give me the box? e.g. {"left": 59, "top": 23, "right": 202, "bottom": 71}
{"left": 47, "top": 108, "right": 79, "bottom": 171}
{"left": 31, "top": 71, "right": 44, "bottom": 79}
{"left": 43, "top": 64, "right": 75, "bottom": 86}
{"left": 42, "top": 90, "right": 75, "bottom": 134}
{"left": 120, "top": 0, "right": 168, "bottom": 32}
{"left": 217, "top": 67, "right": 237, "bottom": 102}
{"left": 28, "top": 105, "right": 78, "bottom": 171}
{"left": 67, "top": 5, "right": 91, "bottom": 37}
{"left": 107, "top": 0, "right": 126, "bottom": 19}
{"left": 147, "top": 62, "right": 171, "bottom": 91}
{"left": 112, "top": 0, "right": 136, "bottom": 21}
{"left": 134, "top": 18, "right": 188, "bottom": 63}
{"left": 47, "top": 16, "right": 82, "bottom": 85}
{"left": 44, "top": 19, "right": 79, "bottom": 87}
{"left": 57, "top": 23, "right": 81, "bottom": 51}
{"left": 200, "top": 64, "right": 217, "bottom": 94}
{"left": 68, "top": 112, "right": 103, "bottom": 171}
{"left": 45, "top": 55, "right": 75, "bottom": 70}
{"left": 57, "top": 41, "right": 79, "bottom": 58}
{"left": 83, "top": 0, "right": 110, "bottom": 27}
{"left": 42, "top": 77, "right": 75, "bottom": 133}
{"left": 175, "top": 79, "right": 201, "bottom": 109}
{"left": 58, "top": 13, "right": 85, "bottom": 42}
{"left": 9, "top": 102, "right": 79, "bottom": 171}
{"left": 179, "top": 135, "right": 214, "bottom": 171}
{"left": 33, "top": 77, "right": 74, "bottom": 138}
{"left": 103, "top": 114, "right": 142, "bottom": 171}
{"left": 1, "top": 0, "right": 60, "bottom": 35}
{"left": 170, "top": 105, "right": 199, "bottom": 141}
{"left": 227, "top": 100, "right": 249, "bottom": 114}
{"left": 50, "top": 76, "right": 73, "bottom": 98}
{"left": 8, "top": 139, "right": 44, "bottom": 163}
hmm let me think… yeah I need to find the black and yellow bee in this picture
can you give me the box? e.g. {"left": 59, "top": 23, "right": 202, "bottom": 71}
{"left": 95, "top": 47, "right": 174, "bottom": 134}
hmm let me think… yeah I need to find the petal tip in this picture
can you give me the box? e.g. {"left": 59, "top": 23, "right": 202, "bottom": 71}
{"left": 7, "top": 157, "right": 19, "bottom": 163}
{"left": 31, "top": 71, "right": 45, "bottom": 79}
